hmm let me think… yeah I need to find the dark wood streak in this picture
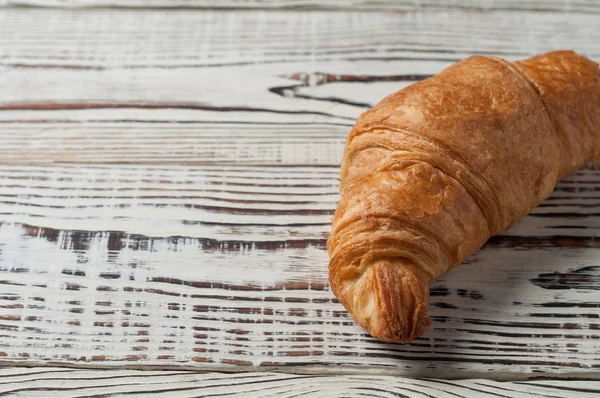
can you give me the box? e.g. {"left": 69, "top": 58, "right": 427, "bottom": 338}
{"left": 14, "top": 223, "right": 600, "bottom": 257}
{"left": 0, "top": 119, "right": 355, "bottom": 127}
{"left": 0, "top": 164, "right": 341, "bottom": 174}
{"left": 535, "top": 302, "right": 600, "bottom": 308}
{"left": 0, "top": 200, "right": 335, "bottom": 216}
{"left": 0, "top": 184, "right": 337, "bottom": 196}
{"left": 0, "top": 371, "right": 195, "bottom": 385}
{"left": 354, "top": 386, "right": 414, "bottom": 398}
{"left": 485, "top": 235, "right": 600, "bottom": 248}
{"left": 0, "top": 63, "right": 104, "bottom": 70}
{"left": 450, "top": 328, "right": 592, "bottom": 340}
{"left": 0, "top": 194, "right": 336, "bottom": 207}
{"left": 0, "top": 175, "right": 339, "bottom": 189}
{"left": 0, "top": 102, "right": 355, "bottom": 121}
{"left": 5, "top": 2, "right": 597, "bottom": 13}
{"left": 259, "top": 353, "right": 586, "bottom": 368}
{"left": 97, "top": 375, "right": 318, "bottom": 397}
{"left": 513, "top": 382, "right": 600, "bottom": 394}
{"left": 269, "top": 73, "right": 432, "bottom": 108}
{"left": 19, "top": 223, "right": 325, "bottom": 251}
{"left": 404, "top": 381, "right": 466, "bottom": 398}
{"left": 0, "top": 383, "right": 184, "bottom": 396}
{"left": 149, "top": 277, "right": 328, "bottom": 292}
{"left": 472, "top": 381, "right": 561, "bottom": 398}
{"left": 285, "top": 73, "right": 432, "bottom": 85}
{"left": 403, "top": 4, "right": 600, "bottom": 14}
{"left": 530, "top": 213, "right": 600, "bottom": 218}
{"left": 424, "top": 380, "right": 511, "bottom": 398}
{"left": 531, "top": 266, "right": 600, "bottom": 291}
{"left": 178, "top": 220, "right": 329, "bottom": 227}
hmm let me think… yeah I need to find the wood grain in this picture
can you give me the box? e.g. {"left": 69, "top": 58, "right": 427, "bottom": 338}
{"left": 0, "top": 164, "right": 598, "bottom": 240}
{"left": 0, "top": 164, "right": 598, "bottom": 377}
{"left": 0, "top": 8, "right": 599, "bottom": 70}
{"left": 1, "top": 0, "right": 600, "bottom": 14}
{"left": 0, "top": 5, "right": 599, "bottom": 380}
{"left": 0, "top": 122, "right": 350, "bottom": 165}
{"left": 0, "top": 368, "right": 599, "bottom": 397}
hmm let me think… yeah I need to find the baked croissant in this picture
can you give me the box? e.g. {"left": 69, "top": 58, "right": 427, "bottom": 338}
{"left": 327, "top": 50, "right": 600, "bottom": 343}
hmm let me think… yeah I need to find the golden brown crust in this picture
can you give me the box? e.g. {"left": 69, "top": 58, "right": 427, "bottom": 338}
{"left": 328, "top": 51, "right": 600, "bottom": 343}
{"left": 515, "top": 51, "right": 600, "bottom": 178}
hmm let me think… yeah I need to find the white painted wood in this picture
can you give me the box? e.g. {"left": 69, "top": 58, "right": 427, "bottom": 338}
{"left": 0, "top": 164, "right": 598, "bottom": 377}
{"left": 0, "top": 9, "right": 598, "bottom": 69}
{"left": 1, "top": 0, "right": 599, "bottom": 14}
{"left": 0, "top": 4, "right": 599, "bottom": 382}
{"left": 0, "top": 8, "right": 597, "bottom": 129}
{"left": 0, "top": 62, "right": 436, "bottom": 125}
{"left": 0, "top": 164, "right": 596, "bottom": 240}
{"left": 0, "top": 64, "right": 371, "bottom": 122}
{"left": 0, "top": 122, "right": 350, "bottom": 164}
{"left": 0, "top": 368, "right": 598, "bottom": 397}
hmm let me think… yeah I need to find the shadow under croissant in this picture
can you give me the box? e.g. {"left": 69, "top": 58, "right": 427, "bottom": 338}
{"left": 338, "top": 212, "right": 599, "bottom": 373}
{"left": 322, "top": 168, "right": 599, "bottom": 375}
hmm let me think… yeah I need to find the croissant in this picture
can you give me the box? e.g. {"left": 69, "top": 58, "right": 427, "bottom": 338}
{"left": 327, "top": 50, "right": 600, "bottom": 343}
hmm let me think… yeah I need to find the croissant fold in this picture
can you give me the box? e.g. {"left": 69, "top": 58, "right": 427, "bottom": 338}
{"left": 327, "top": 50, "right": 600, "bottom": 343}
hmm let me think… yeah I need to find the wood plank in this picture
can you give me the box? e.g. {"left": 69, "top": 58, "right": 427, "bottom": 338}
{"left": 0, "top": 8, "right": 598, "bottom": 69}
{"left": 0, "top": 61, "right": 435, "bottom": 124}
{"left": 1, "top": 0, "right": 600, "bottom": 14}
{"left": 0, "top": 164, "right": 596, "bottom": 239}
{"left": 0, "top": 122, "right": 350, "bottom": 165}
{"left": 0, "top": 164, "right": 598, "bottom": 377}
{"left": 0, "top": 368, "right": 598, "bottom": 397}
{"left": 0, "top": 8, "right": 598, "bottom": 128}
{"left": 0, "top": 4, "right": 599, "bottom": 380}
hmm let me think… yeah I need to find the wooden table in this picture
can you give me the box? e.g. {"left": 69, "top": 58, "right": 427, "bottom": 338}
{"left": 0, "top": 1, "right": 599, "bottom": 396}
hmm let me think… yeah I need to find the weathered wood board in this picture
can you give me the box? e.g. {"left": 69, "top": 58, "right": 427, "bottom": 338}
{"left": 0, "top": 164, "right": 599, "bottom": 378}
{"left": 0, "top": 5, "right": 598, "bottom": 382}
{"left": 1, "top": 0, "right": 600, "bottom": 14}
{"left": 0, "top": 368, "right": 599, "bottom": 397}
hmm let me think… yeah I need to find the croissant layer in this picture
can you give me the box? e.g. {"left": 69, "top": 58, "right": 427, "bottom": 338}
{"left": 327, "top": 51, "right": 600, "bottom": 343}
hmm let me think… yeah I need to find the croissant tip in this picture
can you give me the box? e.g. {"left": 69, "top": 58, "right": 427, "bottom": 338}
{"left": 338, "top": 258, "right": 432, "bottom": 344}
{"left": 366, "top": 301, "right": 432, "bottom": 344}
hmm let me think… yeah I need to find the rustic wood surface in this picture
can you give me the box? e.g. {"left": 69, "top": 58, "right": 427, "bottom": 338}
{"left": 0, "top": 368, "right": 599, "bottom": 397}
{"left": 1, "top": 0, "right": 600, "bottom": 13}
{"left": 0, "top": 2, "right": 599, "bottom": 395}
